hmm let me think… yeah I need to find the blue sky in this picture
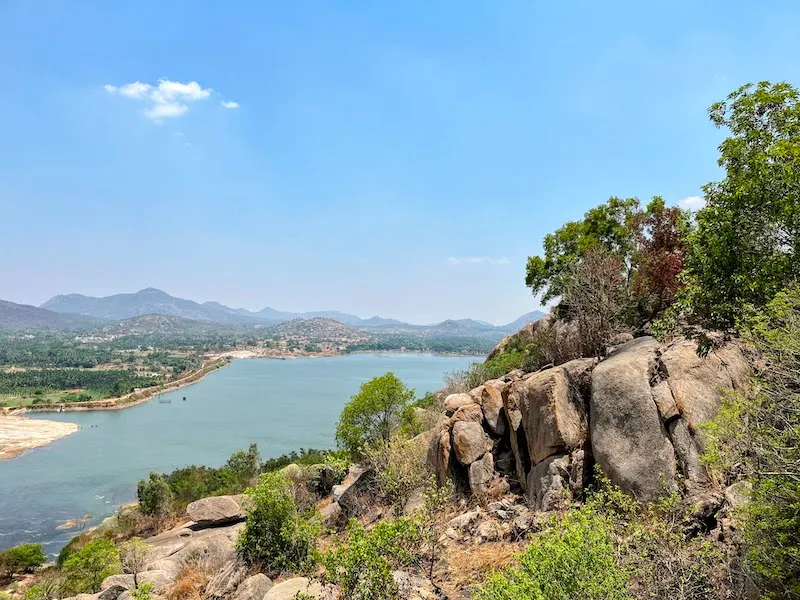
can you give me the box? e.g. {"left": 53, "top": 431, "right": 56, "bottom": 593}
{"left": 2, "top": 1, "right": 799, "bottom": 324}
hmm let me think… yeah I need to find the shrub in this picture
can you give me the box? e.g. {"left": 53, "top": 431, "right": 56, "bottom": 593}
{"left": 62, "top": 538, "right": 121, "bottom": 594}
{"left": 336, "top": 373, "right": 415, "bottom": 457}
{"left": 0, "top": 543, "right": 46, "bottom": 577}
{"left": 119, "top": 538, "right": 150, "bottom": 588}
{"left": 475, "top": 506, "right": 631, "bottom": 600}
{"left": 23, "top": 573, "right": 66, "bottom": 600}
{"left": 136, "top": 473, "right": 173, "bottom": 518}
{"left": 364, "top": 434, "right": 429, "bottom": 514}
{"left": 322, "top": 518, "right": 423, "bottom": 600}
{"left": 57, "top": 534, "right": 91, "bottom": 568}
{"left": 703, "top": 286, "right": 800, "bottom": 599}
{"left": 237, "top": 472, "right": 319, "bottom": 574}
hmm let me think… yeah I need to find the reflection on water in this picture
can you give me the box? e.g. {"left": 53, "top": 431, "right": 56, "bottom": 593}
{"left": 0, "top": 353, "right": 475, "bottom": 555}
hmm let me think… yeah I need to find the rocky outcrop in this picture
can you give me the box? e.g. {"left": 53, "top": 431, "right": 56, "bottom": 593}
{"left": 231, "top": 574, "right": 272, "bottom": 600}
{"left": 263, "top": 577, "right": 323, "bottom": 600}
{"left": 429, "top": 331, "right": 749, "bottom": 507}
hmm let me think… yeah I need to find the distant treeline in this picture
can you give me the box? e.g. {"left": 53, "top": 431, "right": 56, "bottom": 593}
{"left": 0, "top": 369, "right": 162, "bottom": 397}
{"left": 345, "top": 334, "right": 494, "bottom": 355}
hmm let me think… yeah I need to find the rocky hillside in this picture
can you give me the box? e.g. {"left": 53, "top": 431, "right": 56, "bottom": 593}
{"left": 269, "top": 317, "right": 368, "bottom": 341}
{"left": 0, "top": 300, "right": 103, "bottom": 331}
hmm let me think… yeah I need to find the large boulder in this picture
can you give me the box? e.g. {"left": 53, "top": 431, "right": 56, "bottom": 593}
{"left": 101, "top": 570, "right": 173, "bottom": 594}
{"left": 206, "top": 561, "right": 248, "bottom": 599}
{"left": 468, "top": 452, "right": 494, "bottom": 498}
{"left": 452, "top": 421, "right": 493, "bottom": 465}
{"left": 475, "top": 380, "right": 508, "bottom": 436}
{"left": 444, "top": 393, "right": 474, "bottom": 416}
{"left": 231, "top": 573, "right": 273, "bottom": 600}
{"left": 336, "top": 468, "right": 377, "bottom": 519}
{"left": 515, "top": 366, "right": 588, "bottom": 465}
{"left": 264, "top": 577, "right": 322, "bottom": 600}
{"left": 186, "top": 496, "right": 245, "bottom": 527}
{"left": 427, "top": 417, "right": 454, "bottom": 484}
{"left": 659, "top": 339, "right": 749, "bottom": 429}
{"left": 591, "top": 337, "right": 678, "bottom": 500}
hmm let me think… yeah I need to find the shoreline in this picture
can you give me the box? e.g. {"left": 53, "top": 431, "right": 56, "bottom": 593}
{"left": 0, "top": 416, "right": 79, "bottom": 460}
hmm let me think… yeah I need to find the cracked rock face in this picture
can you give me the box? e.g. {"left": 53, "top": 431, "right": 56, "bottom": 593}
{"left": 429, "top": 330, "right": 750, "bottom": 505}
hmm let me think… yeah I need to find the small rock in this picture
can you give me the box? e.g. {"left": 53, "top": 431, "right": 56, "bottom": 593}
{"left": 98, "top": 585, "right": 127, "bottom": 600}
{"left": 392, "top": 571, "right": 438, "bottom": 600}
{"left": 724, "top": 481, "right": 752, "bottom": 511}
{"left": 447, "top": 509, "right": 481, "bottom": 531}
{"left": 320, "top": 501, "right": 342, "bottom": 528}
{"left": 403, "top": 487, "right": 425, "bottom": 516}
{"left": 263, "top": 577, "right": 322, "bottom": 600}
{"left": 444, "top": 393, "right": 475, "bottom": 416}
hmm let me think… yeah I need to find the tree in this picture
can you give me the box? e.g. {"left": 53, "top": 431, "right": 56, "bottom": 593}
{"left": 629, "top": 196, "right": 689, "bottom": 322}
{"left": 119, "top": 538, "right": 150, "bottom": 588}
{"left": 525, "top": 197, "right": 640, "bottom": 303}
{"left": 223, "top": 443, "right": 261, "bottom": 486}
{"left": 136, "top": 473, "right": 174, "bottom": 518}
{"left": 0, "top": 543, "right": 46, "bottom": 577}
{"left": 335, "top": 372, "right": 415, "bottom": 457}
{"left": 679, "top": 81, "right": 800, "bottom": 328}
{"left": 561, "top": 248, "right": 627, "bottom": 359}
{"left": 62, "top": 538, "right": 121, "bottom": 594}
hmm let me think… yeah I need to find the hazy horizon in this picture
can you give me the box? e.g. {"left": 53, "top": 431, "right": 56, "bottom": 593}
{"left": 3, "top": 2, "right": 799, "bottom": 324}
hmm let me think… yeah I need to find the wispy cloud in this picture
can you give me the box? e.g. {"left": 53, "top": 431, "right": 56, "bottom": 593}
{"left": 104, "top": 79, "right": 217, "bottom": 122}
{"left": 221, "top": 100, "right": 240, "bottom": 109}
{"left": 447, "top": 256, "right": 510, "bottom": 266}
{"left": 678, "top": 196, "right": 706, "bottom": 211}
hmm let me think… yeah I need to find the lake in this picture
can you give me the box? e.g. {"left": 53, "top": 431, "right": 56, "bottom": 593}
{"left": 0, "top": 353, "right": 476, "bottom": 555}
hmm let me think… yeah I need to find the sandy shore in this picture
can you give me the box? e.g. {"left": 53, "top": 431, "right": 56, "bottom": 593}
{"left": 0, "top": 415, "right": 79, "bottom": 460}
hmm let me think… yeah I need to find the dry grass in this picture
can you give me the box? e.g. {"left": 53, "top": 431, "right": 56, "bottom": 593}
{"left": 166, "top": 566, "right": 208, "bottom": 600}
{"left": 441, "top": 541, "right": 522, "bottom": 590}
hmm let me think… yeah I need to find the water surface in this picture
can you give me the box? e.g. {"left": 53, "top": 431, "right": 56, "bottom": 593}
{"left": 0, "top": 353, "right": 475, "bottom": 555}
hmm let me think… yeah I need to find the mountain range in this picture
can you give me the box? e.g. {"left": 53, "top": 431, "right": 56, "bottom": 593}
{"left": 0, "top": 288, "right": 545, "bottom": 334}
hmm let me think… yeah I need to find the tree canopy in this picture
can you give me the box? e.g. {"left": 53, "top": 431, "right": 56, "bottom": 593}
{"left": 335, "top": 372, "right": 416, "bottom": 457}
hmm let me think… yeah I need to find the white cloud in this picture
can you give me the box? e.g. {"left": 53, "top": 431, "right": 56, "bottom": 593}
{"left": 104, "top": 78, "right": 215, "bottom": 121}
{"left": 678, "top": 196, "right": 707, "bottom": 211}
{"left": 447, "top": 256, "right": 510, "bottom": 266}
{"left": 221, "top": 100, "right": 239, "bottom": 109}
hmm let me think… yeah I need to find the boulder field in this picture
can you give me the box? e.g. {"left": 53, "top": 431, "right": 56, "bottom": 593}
{"left": 429, "top": 335, "right": 750, "bottom": 508}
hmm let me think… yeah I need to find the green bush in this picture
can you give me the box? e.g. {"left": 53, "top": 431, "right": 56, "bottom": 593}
{"left": 62, "top": 538, "right": 121, "bottom": 594}
{"left": 0, "top": 543, "right": 46, "bottom": 576}
{"left": 237, "top": 472, "right": 319, "bottom": 574}
{"left": 322, "top": 518, "right": 423, "bottom": 600}
{"left": 364, "top": 434, "right": 429, "bottom": 514}
{"left": 476, "top": 506, "right": 630, "bottom": 600}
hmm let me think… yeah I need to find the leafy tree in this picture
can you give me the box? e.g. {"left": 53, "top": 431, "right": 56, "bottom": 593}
{"left": 62, "top": 538, "right": 121, "bottom": 594}
{"left": 525, "top": 197, "right": 640, "bottom": 303}
{"left": 335, "top": 373, "right": 415, "bottom": 457}
{"left": 223, "top": 443, "right": 261, "bottom": 485}
{"left": 0, "top": 543, "right": 46, "bottom": 577}
{"left": 136, "top": 473, "right": 174, "bottom": 518}
{"left": 679, "top": 81, "right": 800, "bottom": 328}
{"left": 237, "top": 472, "right": 318, "bottom": 574}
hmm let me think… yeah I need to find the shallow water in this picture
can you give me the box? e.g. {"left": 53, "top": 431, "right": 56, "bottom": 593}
{"left": 0, "top": 353, "right": 476, "bottom": 555}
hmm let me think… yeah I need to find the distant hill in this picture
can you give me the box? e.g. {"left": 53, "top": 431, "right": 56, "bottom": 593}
{"left": 498, "top": 310, "right": 547, "bottom": 333}
{"left": 39, "top": 287, "right": 546, "bottom": 333}
{"left": 42, "top": 288, "right": 262, "bottom": 325}
{"left": 100, "top": 313, "right": 244, "bottom": 336}
{"left": 270, "top": 317, "right": 366, "bottom": 340}
{"left": 0, "top": 299, "right": 104, "bottom": 330}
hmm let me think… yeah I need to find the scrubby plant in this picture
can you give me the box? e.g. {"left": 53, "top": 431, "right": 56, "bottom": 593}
{"left": 119, "top": 538, "right": 150, "bottom": 588}
{"left": 476, "top": 504, "right": 630, "bottom": 600}
{"left": 237, "top": 472, "right": 319, "bottom": 575}
{"left": 22, "top": 573, "right": 66, "bottom": 600}
{"left": 420, "top": 476, "right": 454, "bottom": 581}
{"left": 702, "top": 285, "right": 800, "bottom": 599}
{"left": 62, "top": 538, "right": 121, "bottom": 594}
{"left": 364, "top": 434, "right": 429, "bottom": 514}
{"left": 322, "top": 518, "right": 423, "bottom": 600}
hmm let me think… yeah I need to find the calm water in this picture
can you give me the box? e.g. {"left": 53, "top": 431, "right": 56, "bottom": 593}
{"left": 0, "top": 353, "right": 475, "bottom": 555}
